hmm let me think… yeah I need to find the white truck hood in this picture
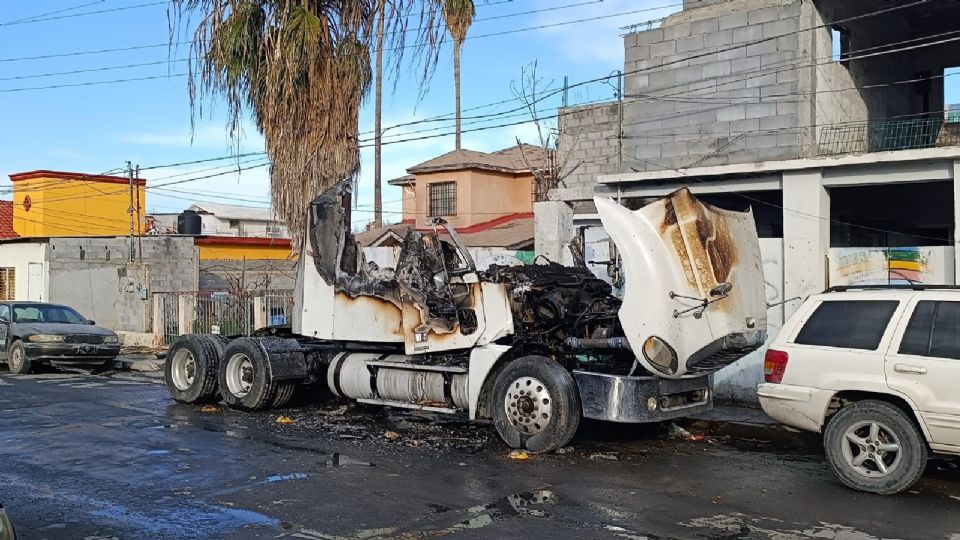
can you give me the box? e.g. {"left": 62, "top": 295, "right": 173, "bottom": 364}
{"left": 595, "top": 188, "right": 767, "bottom": 378}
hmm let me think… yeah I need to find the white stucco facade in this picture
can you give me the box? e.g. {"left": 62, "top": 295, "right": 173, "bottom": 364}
{"left": 0, "top": 241, "right": 48, "bottom": 301}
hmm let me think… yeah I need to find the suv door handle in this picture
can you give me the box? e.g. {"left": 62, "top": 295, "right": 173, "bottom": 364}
{"left": 894, "top": 364, "right": 928, "bottom": 375}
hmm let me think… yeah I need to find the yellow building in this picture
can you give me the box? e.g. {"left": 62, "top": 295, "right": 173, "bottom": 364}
{"left": 195, "top": 237, "right": 294, "bottom": 261}
{"left": 9, "top": 170, "right": 146, "bottom": 238}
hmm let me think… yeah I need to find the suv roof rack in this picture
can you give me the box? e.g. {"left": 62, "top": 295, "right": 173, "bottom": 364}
{"left": 824, "top": 285, "right": 960, "bottom": 293}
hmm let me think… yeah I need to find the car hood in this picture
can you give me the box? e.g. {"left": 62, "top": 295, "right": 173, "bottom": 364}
{"left": 13, "top": 322, "right": 115, "bottom": 336}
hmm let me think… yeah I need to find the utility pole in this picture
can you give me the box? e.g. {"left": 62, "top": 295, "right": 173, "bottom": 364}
{"left": 127, "top": 161, "right": 136, "bottom": 262}
{"left": 373, "top": 0, "right": 386, "bottom": 229}
{"left": 135, "top": 164, "right": 143, "bottom": 263}
{"left": 616, "top": 70, "right": 623, "bottom": 174}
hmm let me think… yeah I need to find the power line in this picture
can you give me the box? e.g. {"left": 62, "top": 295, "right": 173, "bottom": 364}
{"left": 0, "top": 1, "right": 167, "bottom": 27}
{"left": 0, "top": 4, "right": 684, "bottom": 91}
{"left": 0, "top": 0, "right": 524, "bottom": 62}
{"left": 1, "top": 1, "right": 106, "bottom": 25}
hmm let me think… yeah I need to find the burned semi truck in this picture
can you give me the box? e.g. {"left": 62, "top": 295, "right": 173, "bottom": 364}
{"left": 163, "top": 183, "right": 767, "bottom": 452}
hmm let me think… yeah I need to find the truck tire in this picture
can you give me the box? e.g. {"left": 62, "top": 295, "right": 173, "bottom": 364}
{"left": 272, "top": 383, "right": 296, "bottom": 408}
{"left": 491, "top": 356, "right": 581, "bottom": 453}
{"left": 218, "top": 338, "right": 279, "bottom": 411}
{"left": 824, "top": 400, "right": 928, "bottom": 495}
{"left": 165, "top": 335, "right": 221, "bottom": 404}
{"left": 7, "top": 340, "right": 34, "bottom": 375}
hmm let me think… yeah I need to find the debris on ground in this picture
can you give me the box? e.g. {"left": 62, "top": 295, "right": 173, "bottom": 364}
{"left": 668, "top": 423, "right": 693, "bottom": 440}
{"left": 200, "top": 405, "right": 219, "bottom": 413}
{"left": 556, "top": 446, "right": 575, "bottom": 454}
{"left": 384, "top": 430, "right": 400, "bottom": 440}
{"left": 589, "top": 451, "right": 622, "bottom": 462}
{"left": 276, "top": 415, "right": 296, "bottom": 425}
{"left": 319, "top": 405, "right": 349, "bottom": 416}
{"left": 509, "top": 450, "right": 529, "bottom": 460}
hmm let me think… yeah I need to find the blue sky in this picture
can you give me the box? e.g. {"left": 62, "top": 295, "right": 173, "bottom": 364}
{"left": 2, "top": 1, "right": 959, "bottom": 226}
{"left": 0, "top": 0, "right": 680, "bottom": 224}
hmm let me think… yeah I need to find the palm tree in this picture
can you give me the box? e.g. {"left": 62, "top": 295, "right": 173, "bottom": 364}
{"left": 442, "top": 0, "right": 474, "bottom": 150}
{"left": 168, "top": 1, "right": 446, "bottom": 242}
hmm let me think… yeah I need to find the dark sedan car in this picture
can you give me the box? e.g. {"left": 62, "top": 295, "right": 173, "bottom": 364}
{"left": 0, "top": 301, "right": 120, "bottom": 374}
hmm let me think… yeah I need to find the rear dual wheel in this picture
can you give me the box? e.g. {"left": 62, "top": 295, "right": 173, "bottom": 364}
{"left": 491, "top": 356, "right": 581, "bottom": 453}
{"left": 218, "top": 338, "right": 294, "bottom": 411}
{"left": 164, "top": 335, "right": 224, "bottom": 404}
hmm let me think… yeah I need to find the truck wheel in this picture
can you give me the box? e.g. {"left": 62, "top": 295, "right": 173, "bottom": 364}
{"left": 824, "top": 400, "right": 928, "bottom": 495}
{"left": 491, "top": 356, "right": 581, "bottom": 453}
{"left": 165, "top": 335, "right": 221, "bottom": 404}
{"left": 218, "top": 338, "right": 279, "bottom": 411}
{"left": 7, "top": 341, "right": 34, "bottom": 375}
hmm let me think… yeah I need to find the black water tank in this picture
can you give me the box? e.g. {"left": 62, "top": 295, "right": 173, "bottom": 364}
{"left": 177, "top": 210, "right": 202, "bottom": 235}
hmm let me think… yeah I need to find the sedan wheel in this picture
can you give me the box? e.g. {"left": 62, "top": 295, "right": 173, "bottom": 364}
{"left": 7, "top": 341, "right": 33, "bottom": 375}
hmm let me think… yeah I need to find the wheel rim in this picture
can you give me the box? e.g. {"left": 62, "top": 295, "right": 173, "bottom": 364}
{"left": 841, "top": 420, "right": 903, "bottom": 478}
{"left": 9, "top": 346, "right": 23, "bottom": 371}
{"left": 504, "top": 376, "right": 553, "bottom": 435}
{"left": 224, "top": 353, "right": 254, "bottom": 398}
{"left": 169, "top": 349, "right": 196, "bottom": 391}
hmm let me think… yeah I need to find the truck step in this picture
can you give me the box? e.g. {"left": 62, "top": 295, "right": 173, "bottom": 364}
{"left": 356, "top": 398, "right": 461, "bottom": 414}
{"left": 365, "top": 360, "right": 468, "bottom": 374}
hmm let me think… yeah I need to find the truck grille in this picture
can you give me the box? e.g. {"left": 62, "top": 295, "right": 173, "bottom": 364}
{"left": 64, "top": 335, "right": 105, "bottom": 344}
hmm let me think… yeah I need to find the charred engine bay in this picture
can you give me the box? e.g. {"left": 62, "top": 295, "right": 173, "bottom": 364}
{"left": 485, "top": 263, "right": 636, "bottom": 374}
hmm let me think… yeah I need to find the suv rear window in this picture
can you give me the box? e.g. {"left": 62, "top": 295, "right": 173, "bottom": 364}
{"left": 899, "top": 301, "right": 960, "bottom": 360}
{"left": 794, "top": 300, "right": 899, "bottom": 350}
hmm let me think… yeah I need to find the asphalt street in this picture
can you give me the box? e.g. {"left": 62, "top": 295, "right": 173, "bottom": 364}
{"left": 0, "top": 364, "right": 958, "bottom": 540}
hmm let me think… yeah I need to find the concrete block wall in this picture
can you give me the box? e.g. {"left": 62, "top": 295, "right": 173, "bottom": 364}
{"left": 46, "top": 236, "right": 197, "bottom": 332}
{"left": 622, "top": 0, "right": 806, "bottom": 172}
{"left": 557, "top": 103, "right": 622, "bottom": 192}
{"left": 199, "top": 259, "right": 297, "bottom": 292}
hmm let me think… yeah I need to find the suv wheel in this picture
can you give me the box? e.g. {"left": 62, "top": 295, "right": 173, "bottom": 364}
{"left": 824, "top": 400, "right": 928, "bottom": 495}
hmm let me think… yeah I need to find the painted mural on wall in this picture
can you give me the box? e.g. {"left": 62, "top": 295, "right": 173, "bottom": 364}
{"left": 829, "top": 246, "right": 956, "bottom": 286}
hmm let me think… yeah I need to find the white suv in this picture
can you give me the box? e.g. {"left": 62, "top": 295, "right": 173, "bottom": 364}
{"left": 758, "top": 286, "right": 960, "bottom": 494}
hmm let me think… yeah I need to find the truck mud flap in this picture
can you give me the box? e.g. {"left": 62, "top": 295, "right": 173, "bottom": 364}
{"left": 258, "top": 338, "right": 310, "bottom": 381}
{"left": 573, "top": 371, "right": 713, "bottom": 423}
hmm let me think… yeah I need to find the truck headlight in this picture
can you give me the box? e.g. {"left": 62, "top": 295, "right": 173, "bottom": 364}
{"left": 28, "top": 334, "right": 64, "bottom": 343}
{"left": 103, "top": 335, "right": 119, "bottom": 344}
{"left": 642, "top": 336, "right": 678, "bottom": 375}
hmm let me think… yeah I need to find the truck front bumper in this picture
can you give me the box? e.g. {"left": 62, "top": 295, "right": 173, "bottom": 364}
{"left": 573, "top": 371, "right": 713, "bottom": 423}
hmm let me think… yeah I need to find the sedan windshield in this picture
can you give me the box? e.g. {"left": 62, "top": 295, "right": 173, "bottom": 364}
{"left": 12, "top": 304, "right": 87, "bottom": 324}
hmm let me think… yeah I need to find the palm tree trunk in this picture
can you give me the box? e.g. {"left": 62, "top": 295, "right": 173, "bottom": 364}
{"left": 373, "top": 0, "right": 386, "bottom": 228}
{"left": 453, "top": 41, "right": 462, "bottom": 150}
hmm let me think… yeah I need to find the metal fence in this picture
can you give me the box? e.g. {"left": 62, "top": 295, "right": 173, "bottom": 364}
{"left": 818, "top": 117, "right": 960, "bottom": 157}
{"left": 154, "top": 291, "right": 294, "bottom": 345}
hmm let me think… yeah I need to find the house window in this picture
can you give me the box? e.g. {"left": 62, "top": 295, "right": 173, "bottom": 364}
{"left": 428, "top": 182, "right": 457, "bottom": 218}
{"left": 0, "top": 268, "right": 14, "bottom": 301}
{"left": 831, "top": 25, "right": 849, "bottom": 62}
{"left": 228, "top": 219, "right": 241, "bottom": 229}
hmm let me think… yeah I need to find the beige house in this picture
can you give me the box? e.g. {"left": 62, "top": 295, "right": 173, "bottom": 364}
{"left": 359, "top": 144, "right": 546, "bottom": 250}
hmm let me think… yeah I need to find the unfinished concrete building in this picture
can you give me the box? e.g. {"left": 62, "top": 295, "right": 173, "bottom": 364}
{"left": 543, "top": 0, "right": 960, "bottom": 402}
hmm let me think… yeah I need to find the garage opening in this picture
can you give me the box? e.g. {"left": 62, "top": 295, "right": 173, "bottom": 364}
{"left": 830, "top": 181, "right": 954, "bottom": 247}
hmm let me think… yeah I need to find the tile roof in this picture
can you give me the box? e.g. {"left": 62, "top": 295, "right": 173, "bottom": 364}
{"left": 407, "top": 144, "right": 548, "bottom": 175}
{"left": 0, "top": 201, "right": 17, "bottom": 240}
{"left": 356, "top": 213, "right": 533, "bottom": 250}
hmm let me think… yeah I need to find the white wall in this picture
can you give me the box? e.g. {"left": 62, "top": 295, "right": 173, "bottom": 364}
{"left": 714, "top": 238, "right": 786, "bottom": 404}
{"left": 0, "top": 242, "right": 47, "bottom": 301}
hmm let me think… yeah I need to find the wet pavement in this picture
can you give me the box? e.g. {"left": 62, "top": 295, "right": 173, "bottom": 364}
{"left": 1, "top": 365, "right": 959, "bottom": 540}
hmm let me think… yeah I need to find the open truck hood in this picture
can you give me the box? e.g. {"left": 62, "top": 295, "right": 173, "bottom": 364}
{"left": 595, "top": 188, "right": 767, "bottom": 378}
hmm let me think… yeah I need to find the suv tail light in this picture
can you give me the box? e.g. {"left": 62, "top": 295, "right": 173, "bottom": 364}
{"left": 764, "top": 349, "right": 789, "bottom": 384}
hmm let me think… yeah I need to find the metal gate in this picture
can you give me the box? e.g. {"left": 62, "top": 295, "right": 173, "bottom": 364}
{"left": 155, "top": 291, "right": 292, "bottom": 345}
